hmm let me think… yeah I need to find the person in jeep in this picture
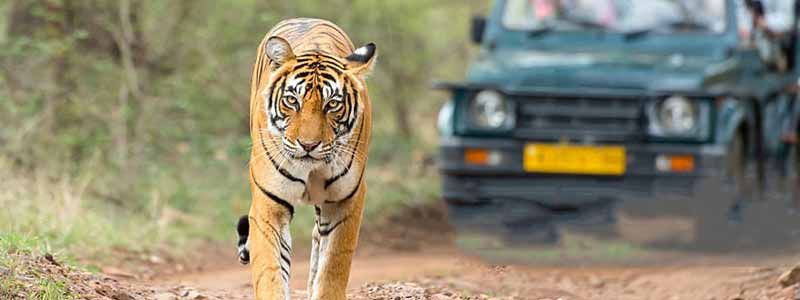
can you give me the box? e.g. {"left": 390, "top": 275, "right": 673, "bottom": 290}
{"left": 742, "top": 0, "right": 796, "bottom": 71}
{"left": 504, "top": 0, "right": 726, "bottom": 33}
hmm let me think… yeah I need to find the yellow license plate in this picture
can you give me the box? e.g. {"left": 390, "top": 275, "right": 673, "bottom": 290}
{"left": 523, "top": 144, "right": 626, "bottom": 175}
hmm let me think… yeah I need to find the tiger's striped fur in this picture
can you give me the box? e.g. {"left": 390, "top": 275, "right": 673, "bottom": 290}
{"left": 240, "top": 18, "right": 376, "bottom": 300}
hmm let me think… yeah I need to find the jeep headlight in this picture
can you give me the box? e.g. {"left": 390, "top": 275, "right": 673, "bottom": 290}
{"left": 659, "top": 96, "right": 696, "bottom": 134}
{"left": 469, "top": 90, "right": 515, "bottom": 130}
{"left": 647, "top": 95, "right": 711, "bottom": 140}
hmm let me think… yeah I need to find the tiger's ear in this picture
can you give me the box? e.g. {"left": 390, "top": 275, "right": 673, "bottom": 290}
{"left": 265, "top": 36, "right": 295, "bottom": 70}
{"left": 345, "top": 43, "right": 377, "bottom": 76}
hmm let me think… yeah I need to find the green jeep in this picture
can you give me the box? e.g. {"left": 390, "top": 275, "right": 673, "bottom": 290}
{"left": 437, "top": 0, "right": 800, "bottom": 247}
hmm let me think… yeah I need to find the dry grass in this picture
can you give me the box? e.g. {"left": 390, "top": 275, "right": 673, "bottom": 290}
{"left": 0, "top": 157, "right": 214, "bottom": 261}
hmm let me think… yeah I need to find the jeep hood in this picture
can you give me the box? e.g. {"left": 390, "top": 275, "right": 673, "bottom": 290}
{"left": 466, "top": 49, "right": 738, "bottom": 93}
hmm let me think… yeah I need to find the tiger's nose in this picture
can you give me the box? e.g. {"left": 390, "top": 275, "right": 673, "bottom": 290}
{"left": 298, "top": 140, "right": 321, "bottom": 152}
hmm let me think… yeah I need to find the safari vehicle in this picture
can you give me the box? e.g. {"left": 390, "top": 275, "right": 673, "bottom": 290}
{"left": 436, "top": 0, "right": 800, "bottom": 246}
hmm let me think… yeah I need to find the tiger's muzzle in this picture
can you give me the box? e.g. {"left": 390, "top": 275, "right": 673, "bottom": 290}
{"left": 284, "top": 138, "right": 333, "bottom": 162}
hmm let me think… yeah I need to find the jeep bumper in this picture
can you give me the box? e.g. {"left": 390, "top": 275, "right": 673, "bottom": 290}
{"left": 440, "top": 137, "right": 727, "bottom": 206}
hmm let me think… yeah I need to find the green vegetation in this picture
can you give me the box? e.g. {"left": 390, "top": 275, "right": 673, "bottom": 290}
{"left": 31, "top": 278, "right": 73, "bottom": 300}
{"left": 0, "top": 233, "right": 73, "bottom": 300}
{"left": 0, "top": 1, "right": 486, "bottom": 258}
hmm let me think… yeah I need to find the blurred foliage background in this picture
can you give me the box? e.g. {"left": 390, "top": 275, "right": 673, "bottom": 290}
{"left": 0, "top": 0, "right": 488, "bottom": 259}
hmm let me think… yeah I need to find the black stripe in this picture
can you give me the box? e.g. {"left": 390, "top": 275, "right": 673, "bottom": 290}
{"left": 248, "top": 216, "right": 269, "bottom": 241}
{"left": 281, "top": 268, "right": 289, "bottom": 281}
{"left": 297, "top": 55, "right": 344, "bottom": 70}
{"left": 317, "top": 62, "right": 344, "bottom": 75}
{"left": 347, "top": 87, "right": 359, "bottom": 129}
{"left": 265, "top": 222, "right": 292, "bottom": 256}
{"left": 319, "top": 59, "right": 345, "bottom": 68}
{"left": 258, "top": 130, "right": 306, "bottom": 185}
{"left": 264, "top": 222, "right": 293, "bottom": 267}
{"left": 256, "top": 50, "right": 265, "bottom": 81}
{"left": 269, "top": 77, "right": 283, "bottom": 122}
{"left": 274, "top": 230, "right": 291, "bottom": 254}
{"left": 265, "top": 219, "right": 282, "bottom": 237}
{"left": 319, "top": 72, "right": 337, "bottom": 82}
{"left": 299, "top": 80, "right": 312, "bottom": 98}
{"left": 248, "top": 216, "right": 281, "bottom": 256}
{"left": 318, "top": 217, "right": 347, "bottom": 236}
{"left": 324, "top": 167, "right": 364, "bottom": 204}
{"left": 296, "top": 52, "right": 344, "bottom": 65}
{"left": 278, "top": 237, "right": 291, "bottom": 253}
{"left": 251, "top": 170, "right": 296, "bottom": 217}
{"left": 280, "top": 253, "right": 291, "bottom": 266}
{"left": 249, "top": 51, "right": 267, "bottom": 131}
{"left": 294, "top": 71, "right": 312, "bottom": 78}
{"left": 325, "top": 117, "right": 364, "bottom": 188}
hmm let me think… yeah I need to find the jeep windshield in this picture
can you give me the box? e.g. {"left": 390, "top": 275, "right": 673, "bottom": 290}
{"left": 503, "top": 0, "right": 727, "bottom": 34}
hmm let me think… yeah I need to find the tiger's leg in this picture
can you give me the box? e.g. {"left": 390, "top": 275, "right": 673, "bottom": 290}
{"left": 307, "top": 187, "right": 365, "bottom": 300}
{"left": 249, "top": 186, "right": 293, "bottom": 300}
{"left": 307, "top": 206, "right": 322, "bottom": 294}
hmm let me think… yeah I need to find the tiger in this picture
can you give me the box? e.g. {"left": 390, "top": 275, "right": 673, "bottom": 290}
{"left": 235, "top": 18, "right": 376, "bottom": 300}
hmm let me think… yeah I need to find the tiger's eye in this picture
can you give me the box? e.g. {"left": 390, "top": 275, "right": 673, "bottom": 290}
{"left": 326, "top": 100, "right": 341, "bottom": 109}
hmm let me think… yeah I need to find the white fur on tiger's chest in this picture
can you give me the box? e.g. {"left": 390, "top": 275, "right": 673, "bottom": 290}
{"left": 263, "top": 160, "right": 362, "bottom": 206}
{"left": 302, "top": 161, "right": 362, "bottom": 205}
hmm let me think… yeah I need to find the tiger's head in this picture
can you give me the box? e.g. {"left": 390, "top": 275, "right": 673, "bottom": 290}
{"left": 261, "top": 36, "right": 376, "bottom": 167}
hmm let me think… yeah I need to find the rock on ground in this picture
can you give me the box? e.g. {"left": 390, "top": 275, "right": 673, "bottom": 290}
{"left": 780, "top": 264, "right": 800, "bottom": 288}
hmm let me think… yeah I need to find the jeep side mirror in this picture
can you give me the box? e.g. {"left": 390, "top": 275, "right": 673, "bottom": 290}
{"left": 471, "top": 16, "right": 487, "bottom": 44}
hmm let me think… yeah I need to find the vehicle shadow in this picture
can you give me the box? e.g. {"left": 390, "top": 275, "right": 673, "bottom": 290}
{"left": 448, "top": 177, "right": 800, "bottom": 265}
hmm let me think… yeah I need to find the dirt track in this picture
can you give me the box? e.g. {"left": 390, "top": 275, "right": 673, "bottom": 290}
{"left": 149, "top": 247, "right": 468, "bottom": 299}
{"left": 6, "top": 243, "right": 799, "bottom": 300}
{"left": 138, "top": 244, "right": 800, "bottom": 300}
{"left": 9, "top": 203, "right": 798, "bottom": 300}
{"left": 137, "top": 202, "right": 800, "bottom": 300}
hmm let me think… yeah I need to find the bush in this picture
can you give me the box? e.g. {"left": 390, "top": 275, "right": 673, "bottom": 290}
{"left": 0, "top": 0, "right": 483, "bottom": 255}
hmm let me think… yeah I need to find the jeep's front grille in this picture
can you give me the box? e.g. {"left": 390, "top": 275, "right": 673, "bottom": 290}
{"left": 513, "top": 96, "right": 643, "bottom": 142}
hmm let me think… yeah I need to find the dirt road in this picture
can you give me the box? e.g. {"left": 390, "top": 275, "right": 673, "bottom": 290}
{"left": 150, "top": 247, "right": 467, "bottom": 299}
{"left": 12, "top": 203, "right": 796, "bottom": 299}
{"left": 139, "top": 203, "right": 800, "bottom": 300}
{"left": 142, "top": 244, "right": 799, "bottom": 300}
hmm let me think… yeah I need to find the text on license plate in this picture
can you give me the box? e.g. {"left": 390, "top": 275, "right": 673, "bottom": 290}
{"left": 523, "top": 144, "right": 626, "bottom": 175}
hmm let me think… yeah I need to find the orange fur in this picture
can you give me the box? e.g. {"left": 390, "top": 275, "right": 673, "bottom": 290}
{"left": 246, "top": 18, "right": 375, "bottom": 300}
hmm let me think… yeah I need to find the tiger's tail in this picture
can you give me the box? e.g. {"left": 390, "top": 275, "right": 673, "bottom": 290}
{"left": 237, "top": 215, "right": 250, "bottom": 265}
